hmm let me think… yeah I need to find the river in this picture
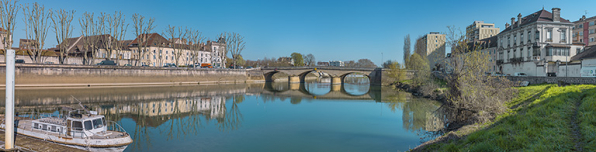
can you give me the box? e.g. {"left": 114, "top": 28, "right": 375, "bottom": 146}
{"left": 0, "top": 77, "right": 445, "bottom": 152}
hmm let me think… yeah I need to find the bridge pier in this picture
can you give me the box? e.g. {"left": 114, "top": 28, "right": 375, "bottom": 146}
{"left": 330, "top": 83, "right": 342, "bottom": 92}
{"left": 331, "top": 77, "right": 342, "bottom": 84}
{"left": 288, "top": 76, "right": 300, "bottom": 83}
{"left": 289, "top": 82, "right": 300, "bottom": 90}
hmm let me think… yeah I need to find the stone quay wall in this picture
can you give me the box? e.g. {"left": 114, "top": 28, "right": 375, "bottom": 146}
{"left": 0, "top": 63, "right": 259, "bottom": 88}
{"left": 506, "top": 76, "right": 596, "bottom": 85}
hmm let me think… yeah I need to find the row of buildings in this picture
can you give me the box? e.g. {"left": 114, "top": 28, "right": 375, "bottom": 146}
{"left": 442, "top": 7, "right": 596, "bottom": 77}
{"left": 1, "top": 32, "right": 228, "bottom": 68}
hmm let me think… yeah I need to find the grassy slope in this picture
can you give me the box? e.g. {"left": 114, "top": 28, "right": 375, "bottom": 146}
{"left": 423, "top": 84, "right": 596, "bottom": 151}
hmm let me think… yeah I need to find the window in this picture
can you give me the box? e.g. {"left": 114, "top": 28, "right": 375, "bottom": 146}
{"left": 172, "top": 56, "right": 174, "bottom": 60}
{"left": 590, "top": 29, "right": 595, "bottom": 34}
{"left": 153, "top": 55, "right": 156, "bottom": 59}
{"left": 166, "top": 56, "right": 168, "bottom": 60}
{"left": 73, "top": 121, "right": 83, "bottom": 131}
{"left": 84, "top": 121, "right": 93, "bottom": 130}
{"left": 580, "top": 32, "right": 584, "bottom": 36}
{"left": 521, "top": 33, "right": 524, "bottom": 43}
{"left": 528, "top": 31, "right": 532, "bottom": 42}
{"left": 535, "top": 31, "right": 540, "bottom": 40}
{"left": 166, "top": 51, "right": 168, "bottom": 54}
{"left": 591, "top": 37, "right": 595, "bottom": 42}
{"left": 93, "top": 119, "right": 103, "bottom": 129}
{"left": 514, "top": 35, "right": 517, "bottom": 44}
{"left": 591, "top": 21, "right": 595, "bottom": 26}
{"left": 546, "top": 29, "right": 552, "bottom": 41}
{"left": 579, "top": 24, "right": 583, "bottom": 28}
{"left": 561, "top": 29, "right": 566, "bottom": 42}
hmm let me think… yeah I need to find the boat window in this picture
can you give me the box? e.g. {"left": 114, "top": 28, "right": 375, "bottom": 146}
{"left": 42, "top": 124, "right": 48, "bottom": 131}
{"left": 33, "top": 123, "right": 39, "bottom": 129}
{"left": 93, "top": 118, "right": 103, "bottom": 128}
{"left": 102, "top": 118, "right": 106, "bottom": 127}
{"left": 73, "top": 121, "right": 83, "bottom": 131}
{"left": 84, "top": 121, "right": 93, "bottom": 130}
{"left": 51, "top": 126, "right": 57, "bottom": 132}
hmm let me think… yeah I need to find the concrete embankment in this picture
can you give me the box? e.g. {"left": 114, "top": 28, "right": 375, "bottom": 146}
{"left": 0, "top": 64, "right": 265, "bottom": 89}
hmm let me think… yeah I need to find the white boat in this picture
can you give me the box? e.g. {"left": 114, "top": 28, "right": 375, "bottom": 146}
{"left": 0, "top": 106, "right": 133, "bottom": 151}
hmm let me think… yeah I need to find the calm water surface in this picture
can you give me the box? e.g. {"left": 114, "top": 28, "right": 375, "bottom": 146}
{"left": 2, "top": 78, "right": 444, "bottom": 152}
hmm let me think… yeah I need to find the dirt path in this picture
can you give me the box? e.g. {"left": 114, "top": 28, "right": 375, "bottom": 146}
{"left": 570, "top": 94, "right": 585, "bottom": 152}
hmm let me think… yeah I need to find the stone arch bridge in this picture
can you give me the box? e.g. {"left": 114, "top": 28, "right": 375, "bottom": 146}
{"left": 261, "top": 66, "right": 414, "bottom": 86}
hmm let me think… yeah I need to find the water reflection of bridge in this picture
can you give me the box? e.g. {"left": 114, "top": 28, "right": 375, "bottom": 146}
{"left": 262, "top": 82, "right": 382, "bottom": 101}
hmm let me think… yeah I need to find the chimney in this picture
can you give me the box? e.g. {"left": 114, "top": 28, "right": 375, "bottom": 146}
{"left": 505, "top": 23, "right": 510, "bottom": 28}
{"left": 517, "top": 13, "right": 522, "bottom": 27}
{"left": 552, "top": 8, "right": 561, "bottom": 22}
{"left": 511, "top": 17, "right": 515, "bottom": 28}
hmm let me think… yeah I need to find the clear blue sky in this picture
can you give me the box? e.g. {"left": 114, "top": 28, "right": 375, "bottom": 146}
{"left": 12, "top": 0, "right": 596, "bottom": 65}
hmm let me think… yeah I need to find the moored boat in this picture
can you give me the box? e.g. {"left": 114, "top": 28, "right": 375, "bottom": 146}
{"left": 0, "top": 106, "right": 133, "bottom": 151}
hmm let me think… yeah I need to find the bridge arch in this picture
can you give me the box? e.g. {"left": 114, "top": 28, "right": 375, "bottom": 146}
{"left": 263, "top": 71, "right": 293, "bottom": 82}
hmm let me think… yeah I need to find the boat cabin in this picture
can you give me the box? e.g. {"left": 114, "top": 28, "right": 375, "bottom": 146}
{"left": 31, "top": 114, "right": 107, "bottom": 138}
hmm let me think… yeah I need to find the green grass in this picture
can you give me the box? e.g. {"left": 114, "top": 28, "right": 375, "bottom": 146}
{"left": 579, "top": 87, "right": 596, "bottom": 151}
{"left": 422, "top": 84, "right": 596, "bottom": 151}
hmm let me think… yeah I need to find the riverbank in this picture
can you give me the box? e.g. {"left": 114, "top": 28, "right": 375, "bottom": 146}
{"left": 412, "top": 84, "right": 596, "bottom": 151}
{"left": 0, "top": 64, "right": 265, "bottom": 89}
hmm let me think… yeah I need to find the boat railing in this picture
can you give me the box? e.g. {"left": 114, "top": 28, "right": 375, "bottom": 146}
{"left": 106, "top": 120, "right": 128, "bottom": 135}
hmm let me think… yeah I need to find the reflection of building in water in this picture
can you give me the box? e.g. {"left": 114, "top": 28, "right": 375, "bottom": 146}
{"left": 424, "top": 111, "right": 444, "bottom": 132}
{"left": 97, "top": 96, "right": 227, "bottom": 121}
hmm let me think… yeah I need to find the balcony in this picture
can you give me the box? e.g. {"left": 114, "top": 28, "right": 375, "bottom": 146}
{"left": 510, "top": 57, "right": 525, "bottom": 65}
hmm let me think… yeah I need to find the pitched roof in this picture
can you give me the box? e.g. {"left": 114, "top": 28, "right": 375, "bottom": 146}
{"left": 56, "top": 34, "right": 113, "bottom": 53}
{"left": 571, "top": 46, "right": 596, "bottom": 61}
{"left": 130, "top": 33, "right": 169, "bottom": 47}
{"left": 501, "top": 9, "right": 571, "bottom": 33}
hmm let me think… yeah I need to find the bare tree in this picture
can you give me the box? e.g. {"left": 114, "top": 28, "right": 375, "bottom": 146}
{"left": 22, "top": 2, "right": 51, "bottom": 63}
{"left": 51, "top": 9, "right": 75, "bottom": 64}
{"left": 132, "top": 13, "right": 155, "bottom": 66}
{"left": 219, "top": 32, "right": 245, "bottom": 69}
{"left": 444, "top": 26, "right": 515, "bottom": 124}
{"left": 403, "top": 34, "right": 411, "bottom": 69}
{"left": 89, "top": 12, "right": 107, "bottom": 64}
{"left": 0, "top": 0, "right": 20, "bottom": 60}
{"left": 163, "top": 25, "right": 187, "bottom": 66}
{"left": 304, "top": 53, "right": 315, "bottom": 66}
{"left": 78, "top": 12, "right": 94, "bottom": 65}
{"left": 186, "top": 28, "right": 204, "bottom": 67}
{"left": 106, "top": 11, "right": 128, "bottom": 64}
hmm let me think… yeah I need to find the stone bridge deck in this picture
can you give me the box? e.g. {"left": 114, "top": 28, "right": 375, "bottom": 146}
{"left": 260, "top": 66, "right": 415, "bottom": 86}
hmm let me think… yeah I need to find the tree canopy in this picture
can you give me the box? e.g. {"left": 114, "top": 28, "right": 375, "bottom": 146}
{"left": 290, "top": 52, "right": 304, "bottom": 66}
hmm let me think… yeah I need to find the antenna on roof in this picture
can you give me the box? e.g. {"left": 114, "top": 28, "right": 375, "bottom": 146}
{"left": 542, "top": 6, "right": 544, "bottom": 10}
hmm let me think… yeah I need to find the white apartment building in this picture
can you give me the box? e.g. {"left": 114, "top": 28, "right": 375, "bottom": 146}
{"left": 496, "top": 8, "right": 583, "bottom": 77}
{"left": 329, "top": 61, "right": 344, "bottom": 66}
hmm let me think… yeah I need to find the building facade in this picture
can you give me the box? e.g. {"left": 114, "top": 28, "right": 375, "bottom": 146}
{"left": 497, "top": 8, "right": 583, "bottom": 77}
{"left": 329, "top": 61, "right": 344, "bottom": 67}
{"left": 572, "top": 15, "right": 596, "bottom": 46}
{"left": 466, "top": 21, "right": 500, "bottom": 42}
{"left": 416, "top": 32, "right": 446, "bottom": 69}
